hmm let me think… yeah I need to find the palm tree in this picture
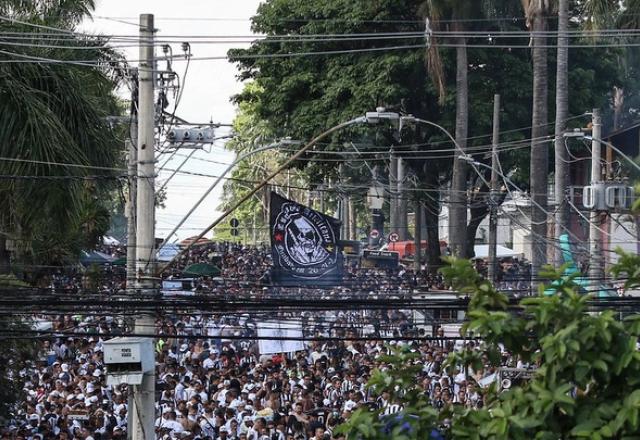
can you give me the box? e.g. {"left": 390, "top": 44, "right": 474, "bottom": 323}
{"left": 521, "top": 0, "right": 550, "bottom": 283}
{"left": 553, "top": 0, "right": 569, "bottom": 266}
{"left": 420, "top": 1, "right": 486, "bottom": 258}
{"left": 0, "top": 0, "right": 123, "bottom": 273}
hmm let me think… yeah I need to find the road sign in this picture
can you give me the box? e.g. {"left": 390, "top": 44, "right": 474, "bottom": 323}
{"left": 388, "top": 232, "right": 399, "bottom": 242}
{"left": 230, "top": 218, "right": 240, "bottom": 228}
{"left": 369, "top": 229, "right": 380, "bottom": 239}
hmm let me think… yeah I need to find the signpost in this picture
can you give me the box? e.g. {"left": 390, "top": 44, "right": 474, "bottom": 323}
{"left": 230, "top": 218, "right": 240, "bottom": 237}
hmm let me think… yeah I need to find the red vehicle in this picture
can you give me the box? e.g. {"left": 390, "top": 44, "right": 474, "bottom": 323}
{"left": 385, "top": 240, "right": 448, "bottom": 259}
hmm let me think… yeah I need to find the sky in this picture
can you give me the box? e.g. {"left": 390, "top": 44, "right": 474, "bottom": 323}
{"left": 80, "top": 0, "right": 264, "bottom": 242}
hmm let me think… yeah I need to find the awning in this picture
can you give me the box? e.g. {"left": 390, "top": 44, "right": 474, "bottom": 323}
{"left": 183, "top": 263, "right": 221, "bottom": 277}
{"left": 179, "top": 236, "right": 212, "bottom": 247}
{"left": 80, "top": 250, "right": 115, "bottom": 265}
{"left": 112, "top": 256, "right": 127, "bottom": 266}
{"left": 157, "top": 243, "right": 181, "bottom": 262}
{"left": 102, "top": 235, "right": 121, "bottom": 246}
{"left": 473, "top": 245, "right": 523, "bottom": 259}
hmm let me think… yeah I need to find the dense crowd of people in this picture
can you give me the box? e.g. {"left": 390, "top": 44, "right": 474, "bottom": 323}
{"left": 3, "top": 242, "right": 520, "bottom": 440}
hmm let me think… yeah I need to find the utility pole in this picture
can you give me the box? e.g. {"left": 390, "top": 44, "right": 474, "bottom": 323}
{"left": 389, "top": 153, "right": 399, "bottom": 236}
{"left": 320, "top": 179, "right": 326, "bottom": 214}
{"left": 133, "top": 13, "right": 155, "bottom": 440}
{"left": 252, "top": 213, "right": 257, "bottom": 244}
{"left": 348, "top": 197, "right": 356, "bottom": 240}
{"left": 126, "top": 138, "right": 137, "bottom": 291}
{"left": 397, "top": 157, "right": 408, "bottom": 240}
{"left": 488, "top": 94, "right": 500, "bottom": 283}
{"left": 339, "top": 164, "right": 348, "bottom": 239}
{"left": 589, "top": 109, "right": 603, "bottom": 289}
{"left": 414, "top": 199, "right": 422, "bottom": 273}
{"left": 126, "top": 68, "right": 138, "bottom": 293}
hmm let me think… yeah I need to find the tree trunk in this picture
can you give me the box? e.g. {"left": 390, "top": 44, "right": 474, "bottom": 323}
{"left": 530, "top": 6, "right": 549, "bottom": 285}
{"left": 466, "top": 207, "right": 490, "bottom": 258}
{"left": 424, "top": 194, "right": 442, "bottom": 275}
{"left": 0, "top": 235, "right": 10, "bottom": 275}
{"left": 449, "top": 35, "right": 469, "bottom": 258}
{"left": 554, "top": 0, "right": 569, "bottom": 266}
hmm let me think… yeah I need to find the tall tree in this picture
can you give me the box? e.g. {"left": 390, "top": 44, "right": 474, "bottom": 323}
{"left": 523, "top": 0, "right": 550, "bottom": 283}
{"left": 0, "top": 0, "right": 123, "bottom": 274}
{"left": 420, "top": 1, "right": 484, "bottom": 258}
{"left": 554, "top": 0, "right": 569, "bottom": 265}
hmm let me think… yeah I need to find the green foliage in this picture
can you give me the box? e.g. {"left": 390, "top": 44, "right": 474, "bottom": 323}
{"left": 334, "top": 347, "right": 442, "bottom": 439}
{"left": 0, "top": 274, "right": 29, "bottom": 288}
{"left": 0, "top": 316, "right": 37, "bottom": 422}
{"left": 0, "top": 1, "right": 124, "bottom": 274}
{"left": 338, "top": 256, "right": 640, "bottom": 438}
{"left": 226, "top": 0, "right": 629, "bottom": 250}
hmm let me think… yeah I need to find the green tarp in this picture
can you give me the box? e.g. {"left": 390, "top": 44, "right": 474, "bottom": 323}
{"left": 112, "top": 256, "right": 127, "bottom": 266}
{"left": 183, "top": 263, "right": 221, "bottom": 277}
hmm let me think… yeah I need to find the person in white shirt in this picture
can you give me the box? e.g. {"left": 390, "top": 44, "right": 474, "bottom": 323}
{"left": 203, "top": 350, "right": 220, "bottom": 370}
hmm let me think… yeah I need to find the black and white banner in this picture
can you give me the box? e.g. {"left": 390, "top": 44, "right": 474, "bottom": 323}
{"left": 270, "top": 192, "right": 342, "bottom": 286}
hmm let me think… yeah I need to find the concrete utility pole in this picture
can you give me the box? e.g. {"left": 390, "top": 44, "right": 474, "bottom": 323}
{"left": 133, "top": 13, "right": 155, "bottom": 440}
{"left": 348, "top": 197, "right": 356, "bottom": 240}
{"left": 319, "top": 179, "right": 326, "bottom": 214}
{"left": 589, "top": 109, "right": 603, "bottom": 289}
{"left": 338, "top": 164, "right": 349, "bottom": 239}
{"left": 389, "top": 153, "right": 399, "bottom": 235}
{"left": 126, "top": 69, "right": 139, "bottom": 292}
{"left": 397, "top": 157, "right": 408, "bottom": 240}
{"left": 488, "top": 94, "right": 500, "bottom": 283}
{"left": 414, "top": 200, "right": 422, "bottom": 273}
{"left": 126, "top": 138, "right": 137, "bottom": 291}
